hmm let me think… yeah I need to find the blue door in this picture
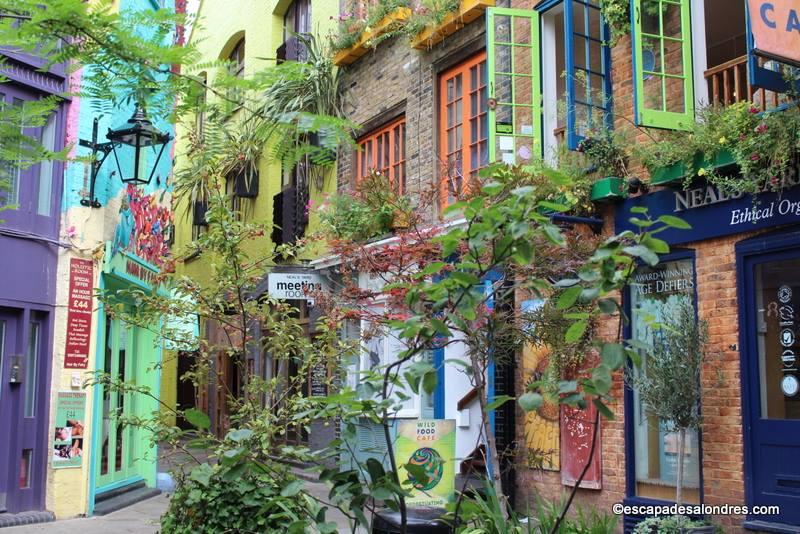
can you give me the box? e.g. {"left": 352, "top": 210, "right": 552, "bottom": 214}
{"left": 739, "top": 236, "right": 800, "bottom": 525}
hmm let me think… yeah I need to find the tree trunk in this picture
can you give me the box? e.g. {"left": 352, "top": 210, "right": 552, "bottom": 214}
{"left": 676, "top": 427, "right": 686, "bottom": 507}
{"left": 470, "top": 349, "right": 508, "bottom": 520}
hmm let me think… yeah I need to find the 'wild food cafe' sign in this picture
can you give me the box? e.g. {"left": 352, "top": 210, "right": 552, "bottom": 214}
{"left": 616, "top": 175, "right": 800, "bottom": 245}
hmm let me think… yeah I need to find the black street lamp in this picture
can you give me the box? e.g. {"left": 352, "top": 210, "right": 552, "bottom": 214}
{"left": 79, "top": 104, "right": 173, "bottom": 208}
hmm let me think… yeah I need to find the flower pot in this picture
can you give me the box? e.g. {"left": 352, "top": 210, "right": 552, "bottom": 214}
{"left": 391, "top": 209, "right": 410, "bottom": 230}
{"left": 233, "top": 169, "right": 259, "bottom": 198}
{"left": 590, "top": 176, "right": 628, "bottom": 202}
{"left": 192, "top": 200, "right": 208, "bottom": 226}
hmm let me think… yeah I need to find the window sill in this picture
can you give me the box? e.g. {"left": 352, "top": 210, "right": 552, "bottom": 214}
{"left": 410, "top": 0, "right": 495, "bottom": 50}
{"left": 333, "top": 8, "right": 412, "bottom": 67}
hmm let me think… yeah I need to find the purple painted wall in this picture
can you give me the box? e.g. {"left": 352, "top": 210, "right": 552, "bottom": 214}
{"left": 0, "top": 51, "right": 67, "bottom": 514}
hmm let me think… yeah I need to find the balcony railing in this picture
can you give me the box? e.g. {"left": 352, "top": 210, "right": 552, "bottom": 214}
{"left": 704, "top": 55, "right": 784, "bottom": 112}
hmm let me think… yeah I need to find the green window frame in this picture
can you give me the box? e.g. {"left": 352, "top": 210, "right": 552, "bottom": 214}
{"left": 631, "top": 0, "right": 694, "bottom": 130}
{"left": 487, "top": 8, "right": 542, "bottom": 166}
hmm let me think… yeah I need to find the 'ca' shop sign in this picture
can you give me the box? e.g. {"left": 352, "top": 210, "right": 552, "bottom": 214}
{"left": 748, "top": 0, "right": 800, "bottom": 66}
{"left": 267, "top": 271, "right": 328, "bottom": 301}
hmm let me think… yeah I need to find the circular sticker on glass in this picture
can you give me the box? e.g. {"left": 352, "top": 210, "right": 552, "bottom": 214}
{"left": 518, "top": 145, "right": 532, "bottom": 161}
{"left": 779, "top": 285, "right": 793, "bottom": 304}
{"left": 782, "top": 329, "right": 796, "bottom": 347}
{"left": 782, "top": 375, "right": 799, "bottom": 397}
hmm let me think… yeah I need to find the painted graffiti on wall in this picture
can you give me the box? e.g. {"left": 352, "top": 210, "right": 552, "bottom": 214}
{"left": 113, "top": 184, "right": 173, "bottom": 267}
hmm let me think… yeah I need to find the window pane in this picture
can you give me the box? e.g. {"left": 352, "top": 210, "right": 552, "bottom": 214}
{"left": 630, "top": 258, "right": 700, "bottom": 503}
{"left": 24, "top": 322, "right": 40, "bottom": 417}
{"left": 755, "top": 258, "right": 800, "bottom": 418}
{"left": 19, "top": 449, "right": 32, "bottom": 489}
{"left": 37, "top": 113, "right": 57, "bottom": 216}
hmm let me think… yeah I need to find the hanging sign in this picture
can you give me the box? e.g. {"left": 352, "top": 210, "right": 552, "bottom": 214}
{"left": 394, "top": 419, "right": 456, "bottom": 507}
{"left": 52, "top": 392, "right": 86, "bottom": 469}
{"left": 64, "top": 258, "right": 94, "bottom": 369}
{"left": 268, "top": 271, "right": 328, "bottom": 301}
{"left": 748, "top": 0, "right": 800, "bottom": 67}
{"left": 310, "top": 363, "right": 328, "bottom": 397}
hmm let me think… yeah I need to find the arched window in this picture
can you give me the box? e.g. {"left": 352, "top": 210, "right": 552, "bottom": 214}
{"left": 229, "top": 38, "right": 245, "bottom": 78}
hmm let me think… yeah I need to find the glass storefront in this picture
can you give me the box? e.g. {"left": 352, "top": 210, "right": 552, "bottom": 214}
{"left": 630, "top": 257, "right": 700, "bottom": 503}
{"left": 754, "top": 258, "right": 800, "bottom": 419}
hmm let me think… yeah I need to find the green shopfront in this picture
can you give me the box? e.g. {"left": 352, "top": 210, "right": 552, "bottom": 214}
{"left": 89, "top": 244, "right": 161, "bottom": 512}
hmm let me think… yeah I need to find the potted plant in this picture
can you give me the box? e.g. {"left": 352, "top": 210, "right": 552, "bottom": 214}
{"left": 628, "top": 300, "right": 715, "bottom": 533}
{"left": 633, "top": 515, "right": 716, "bottom": 534}
{"left": 578, "top": 130, "right": 630, "bottom": 202}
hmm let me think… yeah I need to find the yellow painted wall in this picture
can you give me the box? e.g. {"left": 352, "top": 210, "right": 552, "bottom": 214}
{"left": 173, "top": 0, "right": 339, "bottom": 285}
{"left": 160, "top": 350, "right": 178, "bottom": 427}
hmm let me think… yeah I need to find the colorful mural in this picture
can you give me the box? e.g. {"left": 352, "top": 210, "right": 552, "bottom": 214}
{"left": 113, "top": 184, "right": 173, "bottom": 267}
{"left": 521, "top": 299, "right": 560, "bottom": 471}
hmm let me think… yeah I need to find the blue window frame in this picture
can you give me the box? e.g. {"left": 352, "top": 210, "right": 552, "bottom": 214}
{"left": 564, "top": 0, "right": 613, "bottom": 149}
{"left": 535, "top": 0, "right": 612, "bottom": 152}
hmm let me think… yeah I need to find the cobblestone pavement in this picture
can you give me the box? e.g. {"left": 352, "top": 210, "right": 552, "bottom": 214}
{"left": 1, "top": 481, "right": 358, "bottom": 533}
{"left": 1, "top": 494, "right": 168, "bottom": 533}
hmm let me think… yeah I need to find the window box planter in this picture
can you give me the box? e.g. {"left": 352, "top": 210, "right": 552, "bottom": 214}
{"left": 649, "top": 149, "right": 736, "bottom": 186}
{"left": 649, "top": 160, "right": 690, "bottom": 186}
{"left": 590, "top": 176, "right": 627, "bottom": 202}
{"left": 333, "top": 8, "right": 412, "bottom": 66}
{"left": 696, "top": 148, "right": 736, "bottom": 172}
{"left": 410, "top": 0, "right": 495, "bottom": 50}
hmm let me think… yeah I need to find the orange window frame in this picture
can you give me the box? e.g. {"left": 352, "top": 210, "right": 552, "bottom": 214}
{"left": 355, "top": 116, "right": 406, "bottom": 195}
{"left": 438, "top": 51, "right": 487, "bottom": 209}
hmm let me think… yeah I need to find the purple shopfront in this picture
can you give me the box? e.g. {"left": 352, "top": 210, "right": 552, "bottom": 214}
{"left": 0, "top": 50, "right": 67, "bottom": 513}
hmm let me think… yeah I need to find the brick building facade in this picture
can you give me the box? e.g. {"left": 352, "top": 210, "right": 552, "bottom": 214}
{"left": 331, "top": 0, "right": 799, "bottom": 531}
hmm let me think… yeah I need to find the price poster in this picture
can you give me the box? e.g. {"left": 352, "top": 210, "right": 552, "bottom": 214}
{"left": 394, "top": 419, "right": 455, "bottom": 507}
{"left": 64, "top": 258, "right": 94, "bottom": 369}
{"left": 52, "top": 392, "right": 86, "bottom": 469}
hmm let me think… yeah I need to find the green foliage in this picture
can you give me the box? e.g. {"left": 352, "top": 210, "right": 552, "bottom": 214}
{"left": 634, "top": 102, "right": 800, "bottom": 195}
{"left": 632, "top": 515, "right": 715, "bottom": 534}
{"left": 599, "top": 0, "right": 630, "bottom": 46}
{"left": 160, "top": 459, "right": 319, "bottom": 534}
{"left": 628, "top": 299, "right": 707, "bottom": 432}
{"left": 454, "top": 485, "right": 619, "bottom": 533}
{"left": 319, "top": 171, "right": 409, "bottom": 241}
{"left": 329, "top": 0, "right": 462, "bottom": 52}
{"left": 576, "top": 128, "right": 629, "bottom": 178}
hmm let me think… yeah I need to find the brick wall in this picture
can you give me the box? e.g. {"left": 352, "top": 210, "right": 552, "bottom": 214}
{"left": 336, "top": 4, "right": 763, "bottom": 532}
{"left": 336, "top": 19, "right": 486, "bottom": 221}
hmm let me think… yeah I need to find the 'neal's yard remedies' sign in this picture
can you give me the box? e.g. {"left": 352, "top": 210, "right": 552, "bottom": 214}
{"left": 268, "top": 271, "right": 328, "bottom": 301}
{"left": 616, "top": 175, "right": 800, "bottom": 245}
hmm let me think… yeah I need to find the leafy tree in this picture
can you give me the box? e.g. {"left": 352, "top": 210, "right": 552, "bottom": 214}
{"left": 628, "top": 300, "right": 707, "bottom": 506}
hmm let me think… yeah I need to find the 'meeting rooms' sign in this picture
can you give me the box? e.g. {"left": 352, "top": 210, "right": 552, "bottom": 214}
{"left": 268, "top": 271, "right": 328, "bottom": 301}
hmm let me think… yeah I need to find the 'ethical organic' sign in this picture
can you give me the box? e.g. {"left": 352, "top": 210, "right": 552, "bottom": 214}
{"left": 748, "top": 0, "right": 800, "bottom": 66}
